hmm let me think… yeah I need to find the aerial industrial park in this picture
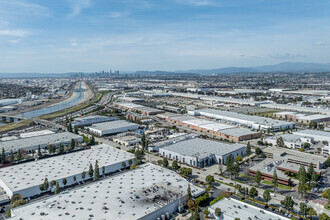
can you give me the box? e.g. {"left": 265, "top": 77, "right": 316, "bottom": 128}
{"left": 0, "top": 72, "right": 329, "bottom": 220}
{"left": 1, "top": 0, "right": 330, "bottom": 220}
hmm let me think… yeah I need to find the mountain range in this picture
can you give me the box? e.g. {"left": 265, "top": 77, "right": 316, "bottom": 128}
{"left": 174, "top": 62, "right": 330, "bottom": 75}
{"left": 1, "top": 62, "right": 330, "bottom": 78}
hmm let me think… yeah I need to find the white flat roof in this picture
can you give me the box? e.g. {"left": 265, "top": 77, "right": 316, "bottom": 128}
{"left": 0, "top": 144, "right": 135, "bottom": 193}
{"left": 210, "top": 198, "right": 289, "bottom": 220}
{"left": 0, "top": 132, "right": 83, "bottom": 153}
{"left": 19, "top": 130, "right": 55, "bottom": 139}
{"left": 11, "top": 163, "right": 204, "bottom": 220}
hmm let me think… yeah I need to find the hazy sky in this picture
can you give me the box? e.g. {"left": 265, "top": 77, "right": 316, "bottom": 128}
{"left": 0, "top": 0, "right": 329, "bottom": 73}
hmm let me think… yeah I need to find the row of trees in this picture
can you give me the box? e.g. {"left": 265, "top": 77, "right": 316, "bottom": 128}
{"left": 297, "top": 163, "right": 319, "bottom": 198}
{"left": 0, "top": 148, "right": 24, "bottom": 164}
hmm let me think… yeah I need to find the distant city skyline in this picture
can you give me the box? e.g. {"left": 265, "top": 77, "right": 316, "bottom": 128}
{"left": 0, "top": 0, "right": 329, "bottom": 73}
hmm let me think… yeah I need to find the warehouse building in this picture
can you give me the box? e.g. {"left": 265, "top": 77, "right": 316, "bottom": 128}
{"left": 0, "top": 132, "right": 83, "bottom": 154}
{"left": 160, "top": 138, "right": 246, "bottom": 167}
{"left": 114, "top": 102, "right": 165, "bottom": 115}
{"left": 263, "top": 147, "right": 327, "bottom": 170}
{"left": 189, "top": 108, "right": 295, "bottom": 132}
{"left": 295, "top": 114, "right": 330, "bottom": 124}
{"left": 71, "top": 115, "right": 117, "bottom": 128}
{"left": 87, "top": 120, "right": 140, "bottom": 136}
{"left": 264, "top": 134, "right": 313, "bottom": 149}
{"left": 148, "top": 133, "right": 199, "bottom": 152}
{"left": 10, "top": 163, "right": 204, "bottom": 220}
{"left": 208, "top": 197, "right": 289, "bottom": 220}
{"left": 248, "top": 159, "right": 292, "bottom": 186}
{"left": 166, "top": 115, "right": 261, "bottom": 142}
{"left": 293, "top": 129, "right": 330, "bottom": 155}
{"left": 293, "top": 129, "right": 330, "bottom": 144}
{"left": 0, "top": 144, "right": 135, "bottom": 198}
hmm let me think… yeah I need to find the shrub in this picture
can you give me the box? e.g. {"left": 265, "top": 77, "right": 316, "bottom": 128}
{"left": 236, "top": 156, "right": 242, "bottom": 161}
{"left": 209, "top": 196, "right": 223, "bottom": 205}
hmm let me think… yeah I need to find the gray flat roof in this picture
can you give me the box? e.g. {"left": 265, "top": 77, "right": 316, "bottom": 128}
{"left": 72, "top": 116, "right": 117, "bottom": 127}
{"left": 209, "top": 198, "right": 289, "bottom": 220}
{"left": 0, "top": 144, "right": 135, "bottom": 193}
{"left": 0, "top": 132, "right": 83, "bottom": 153}
{"left": 196, "top": 108, "right": 294, "bottom": 127}
{"left": 87, "top": 120, "right": 139, "bottom": 131}
{"left": 249, "top": 158, "right": 289, "bottom": 180}
{"left": 11, "top": 163, "right": 204, "bottom": 220}
{"left": 265, "top": 134, "right": 310, "bottom": 143}
{"left": 263, "top": 146, "right": 327, "bottom": 164}
{"left": 162, "top": 138, "right": 245, "bottom": 159}
{"left": 219, "top": 127, "right": 259, "bottom": 137}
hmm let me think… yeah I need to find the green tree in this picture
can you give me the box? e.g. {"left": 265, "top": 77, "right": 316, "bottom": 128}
{"left": 254, "top": 171, "right": 262, "bottom": 186}
{"left": 299, "top": 202, "right": 308, "bottom": 216}
{"left": 232, "top": 162, "right": 240, "bottom": 179}
{"left": 326, "top": 158, "right": 330, "bottom": 167}
{"left": 67, "top": 123, "right": 72, "bottom": 132}
{"left": 308, "top": 207, "right": 317, "bottom": 217}
{"left": 48, "top": 144, "right": 56, "bottom": 154}
{"left": 102, "top": 166, "right": 105, "bottom": 175}
{"left": 58, "top": 143, "right": 64, "bottom": 154}
{"left": 12, "top": 199, "right": 28, "bottom": 208}
{"left": 319, "top": 213, "right": 329, "bottom": 220}
{"left": 263, "top": 190, "right": 271, "bottom": 204}
{"left": 11, "top": 194, "right": 23, "bottom": 203}
{"left": 310, "top": 171, "right": 318, "bottom": 188}
{"left": 246, "top": 142, "right": 251, "bottom": 155}
{"left": 307, "top": 163, "right": 314, "bottom": 184}
{"left": 249, "top": 187, "right": 258, "bottom": 198}
{"left": 187, "top": 184, "right": 192, "bottom": 199}
{"left": 90, "top": 135, "right": 96, "bottom": 146}
{"left": 62, "top": 178, "right": 67, "bottom": 186}
{"left": 172, "top": 160, "right": 179, "bottom": 170}
{"left": 82, "top": 171, "right": 86, "bottom": 180}
{"left": 141, "top": 132, "right": 148, "bottom": 151}
{"left": 272, "top": 170, "right": 278, "bottom": 192}
{"left": 122, "top": 161, "right": 126, "bottom": 168}
{"left": 54, "top": 182, "right": 60, "bottom": 194}
{"left": 205, "top": 175, "right": 215, "bottom": 185}
{"left": 281, "top": 196, "right": 294, "bottom": 211}
{"left": 276, "top": 137, "right": 285, "bottom": 148}
{"left": 128, "top": 159, "right": 133, "bottom": 165}
{"left": 255, "top": 147, "right": 262, "bottom": 155}
{"left": 74, "top": 127, "right": 79, "bottom": 134}
{"left": 88, "top": 163, "right": 93, "bottom": 178}
{"left": 16, "top": 150, "right": 23, "bottom": 161}
{"left": 73, "top": 176, "right": 77, "bottom": 182}
{"left": 162, "top": 158, "right": 169, "bottom": 167}
{"left": 93, "top": 160, "right": 99, "bottom": 181}
{"left": 134, "top": 149, "right": 145, "bottom": 164}
{"left": 69, "top": 139, "right": 76, "bottom": 151}
{"left": 298, "top": 165, "right": 307, "bottom": 198}
{"left": 1, "top": 147, "right": 6, "bottom": 164}
{"left": 203, "top": 209, "right": 210, "bottom": 217}
{"left": 37, "top": 145, "right": 42, "bottom": 158}
{"left": 9, "top": 150, "right": 14, "bottom": 163}
{"left": 226, "top": 154, "right": 234, "bottom": 178}
{"left": 214, "top": 208, "right": 221, "bottom": 218}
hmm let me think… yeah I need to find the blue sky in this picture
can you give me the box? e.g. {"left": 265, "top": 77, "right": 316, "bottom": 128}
{"left": 0, "top": 0, "right": 329, "bottom": 73}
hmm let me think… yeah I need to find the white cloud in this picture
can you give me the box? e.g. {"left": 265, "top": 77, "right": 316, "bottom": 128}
{"left": 68, "top": 0, "right": 91, "bottom": 17}
{"left": 0, "top": 0, "right": 50, "bottom": 17}
{"left": 174, "top": 0, "right": 217, "bottom": 6}
{"left": 107, "top": 11, "right": 130, "bottom": 18}
{"left": 313, "top": 41, "right": 328, "bottom": 46}
{"left": 0, "top": 29, "right": 29, "bottom": 37}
